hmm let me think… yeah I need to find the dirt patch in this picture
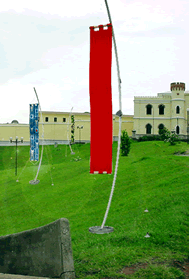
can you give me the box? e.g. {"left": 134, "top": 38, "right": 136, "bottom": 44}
{"left": 121, "top": 262, "right": 148, "bottom": 275}
{"left": 174, "top": 150, "right": 189, "bottom": 156}
{"left": 120, "top": 259, "right": 189, "bottom": 278}
{"left": 172, "top": 260, "right": 189, "bottom": 279}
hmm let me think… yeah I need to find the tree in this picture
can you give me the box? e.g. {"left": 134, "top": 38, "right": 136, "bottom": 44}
{"left": 166, "top": 132, "right": 179, "bottom": 145}
{"left": 121, "top": 130, "right": 131, "bottom": 156}
{"left": 159, "top": 127, "right": 179, "bottom": 145}
{"left": 159, "top": 127, "right": 170, "bottom": 141}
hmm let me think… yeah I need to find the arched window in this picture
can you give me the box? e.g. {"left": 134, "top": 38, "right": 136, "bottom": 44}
{"left": 159, "top": 104, "right": 165, "bottom": 115}
{"left": 158, "top": 124, "right": 164, "bottom": 135}
{"left": 146, "top": 123, "right": 152, "bottom": 134}
{"left": 176, "top": 106, "right": 180, "bottom": 114}
{"left": 176, "top": 126, "right": 180, "bottom": 134}
{"left": 146, "top": 104, "right": 152, "bottom": 115}
{"left": 158, "top": 123, "right": 164, "bottom": 130}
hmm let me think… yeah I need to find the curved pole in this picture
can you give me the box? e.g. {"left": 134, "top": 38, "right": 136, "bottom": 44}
{"left": 33, "top": 87, "right": 44, "bottom": 181}
{"left": 101, "top": 0, "right": 122, "bottom": 229}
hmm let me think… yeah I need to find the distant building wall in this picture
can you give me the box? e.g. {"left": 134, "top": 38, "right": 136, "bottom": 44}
{"left": 133, "top": 82, "right": 189, "bottom": 139}
{"left": 0, "top": 112, "right": 134, "bottom": 144}
{"left": 2, "top": 83, "right": 189, "bottom": 143}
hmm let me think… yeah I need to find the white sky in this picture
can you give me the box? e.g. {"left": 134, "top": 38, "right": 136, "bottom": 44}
{"left": 1, "top": 0, "right": 189, "bottom": 124}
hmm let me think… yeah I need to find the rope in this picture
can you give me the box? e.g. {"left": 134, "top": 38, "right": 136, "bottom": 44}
{"left": 16, "top": 158, "right": 30, "bottom": 181}
{"left": 44, "top": 145, "right": 54, "bottom": 185}
{"left": 101, "top": 117, "right": 122, "bottom": 228}
{"left": 101, "top": 0, "right": 122, "bottom": 229}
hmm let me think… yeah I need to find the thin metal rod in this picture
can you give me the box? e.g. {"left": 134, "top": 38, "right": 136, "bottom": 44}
{"left": 101, "top": 0, "right": 122, "bottom": 229}
{"left": 33, "top": 87, "right": 44, "bottom": 181}
{"left": 104, "top": 0, "right": 122, "bottom": 112}
{"left": 15, "top": 139, "right": 18, "bottom": 176}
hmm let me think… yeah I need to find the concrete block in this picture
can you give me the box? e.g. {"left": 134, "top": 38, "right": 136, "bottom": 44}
{"left": 0, "top": 218, "right": 75, "bottom": 279}
{"left": 0, "top": 274, "right": 50, "bottom": 279}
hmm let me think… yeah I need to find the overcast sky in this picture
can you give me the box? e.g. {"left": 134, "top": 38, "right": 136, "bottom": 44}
{"left": 1, "top": 0, "right": 189, "bottom": 124}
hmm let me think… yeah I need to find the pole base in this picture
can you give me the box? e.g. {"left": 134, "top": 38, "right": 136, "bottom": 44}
{"left": 29, "top": 180, "right": 40, "bottom": 185}
{"left": 89, "top": 226, "right": 114, "bottom": 234}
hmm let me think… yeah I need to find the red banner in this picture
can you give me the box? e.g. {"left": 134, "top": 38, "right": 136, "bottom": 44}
{"left": 89, "top": 24, "right": 113, "bottom": 174}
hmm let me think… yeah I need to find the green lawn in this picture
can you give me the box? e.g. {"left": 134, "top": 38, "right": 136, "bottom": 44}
{"left": 0, "top": 141, "right": 188, "bottom": 278}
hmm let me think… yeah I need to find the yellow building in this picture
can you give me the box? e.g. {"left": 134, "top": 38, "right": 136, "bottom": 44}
{"left": 133, "top": 82, "right": 189, "bottom": 139}
{"left": 1, "top": 82, "right": 189, "bottom": 144}
{"left": 0, "top": 112, "right": 134, "bottom": 145}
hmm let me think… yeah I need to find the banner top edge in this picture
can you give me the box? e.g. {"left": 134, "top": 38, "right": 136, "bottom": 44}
{"left": 89, "top": 23, "right": 112, "bottom": 30}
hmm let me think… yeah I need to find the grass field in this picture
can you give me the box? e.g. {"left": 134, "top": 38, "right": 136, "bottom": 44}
{"left": 0, "top": 141, "right": 189, "bottom": 278}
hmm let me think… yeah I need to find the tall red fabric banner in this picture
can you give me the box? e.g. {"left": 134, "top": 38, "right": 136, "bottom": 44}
{"left": 89, "top": 24, "right": 113, "bottom": 174}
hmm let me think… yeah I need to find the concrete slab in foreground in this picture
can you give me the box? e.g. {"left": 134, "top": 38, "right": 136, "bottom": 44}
{"left": 0, "top": 218, "right": 75, "bottom": 279}
{"left": 0, "top": 274, "right": 50, "bottom": 279}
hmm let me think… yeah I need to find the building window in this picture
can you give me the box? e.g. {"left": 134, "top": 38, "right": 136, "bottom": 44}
{"left": 158, "top": 123, "right": 164, "bottom": 130}
{"left": 159, "top": 104, "right": 165, "bottom": 115}
{"left": 146, "top": 123, "right": 152, "bottom": 134}
{"left": 63, "top": 118, "right": 66, "bottom": 122}
{"left": 176, "top": 106, "right": 180, "bottom": 114}
{"left": 158, "top": 124, "right": 164, "bottom": 130}
{"left": 176, "top": 126, "right": 180, "bottom": 134}
{"left": 146, "top": 104, "right": 152, "bottom": 115}
{"left": 158, "top": 123, "right": 164, "bottom": 135}
{"left": 54, "top": 117, "right": 57, "bottom": 122}
{"left": 45, "top": 117, "right": 48, "bottom": 122}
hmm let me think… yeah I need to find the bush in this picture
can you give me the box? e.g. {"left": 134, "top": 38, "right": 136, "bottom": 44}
{"left": 166, "top": 132, "right": 180, "bottom": 145}
{"left": 159, "top": 127, "right": 170, "bottom": 141}
{"left": 138, "top": 135, "right": 160, "bottom": 142}
{"left": 121, "top": 130, "right": 131, "bottom": 156}
{"left": 71, "top": 115, "right": 75, "bottom": 143}
{"left": 159, "top": 127, "right": 179, "bottom": 145}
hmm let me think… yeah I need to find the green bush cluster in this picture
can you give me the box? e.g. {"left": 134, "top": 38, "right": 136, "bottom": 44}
{"left": 120, "top": 129, "right": 131, "bottom": 156}
{"left": 138, "top": 128, "right": 180, "bottom": 145}
{"left": 159, "top": 127, "right": 180, "bottom": 145}
{"left": 71, "top": 115, "right": 75, "bottom": 143}
{"left": 138, "top": 135, "right": 160, "bottom": 142}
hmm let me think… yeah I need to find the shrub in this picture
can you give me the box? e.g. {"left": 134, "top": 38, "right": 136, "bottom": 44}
{"left": 71, "top": 115, "right": 75, "bottom": 143}
{"left": 159, "top": 127, "right": 170, "bottom": 141}
{"left": 138, "top": 135, "right": 160, "bottom": 142}
{"left": 166, "top": 132, "right": 180, "bottom": 145}
{"left": 121, "top": 130, "right": 131, "bottom": 156}
{"left": 159, "top": 127, "right": 179, "bottom": 145}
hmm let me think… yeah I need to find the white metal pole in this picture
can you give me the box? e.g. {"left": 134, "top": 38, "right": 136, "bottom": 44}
{"left": 101, "top": 0, "right": 122, "bottom": 229}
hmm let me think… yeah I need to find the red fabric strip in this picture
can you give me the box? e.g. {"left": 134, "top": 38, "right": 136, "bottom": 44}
{"left": 89, "top": 24, "right": 113, "bottom": 174}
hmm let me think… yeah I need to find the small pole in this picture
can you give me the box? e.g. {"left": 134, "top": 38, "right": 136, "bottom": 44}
{"left": 10, "top": 137, "right": 23, "bottom": 177}
{"left": 15, "top": 138, "right": 18, "bottom": 176}
{"left": 77, "top": 126, "right": 83, "bottom": 145}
